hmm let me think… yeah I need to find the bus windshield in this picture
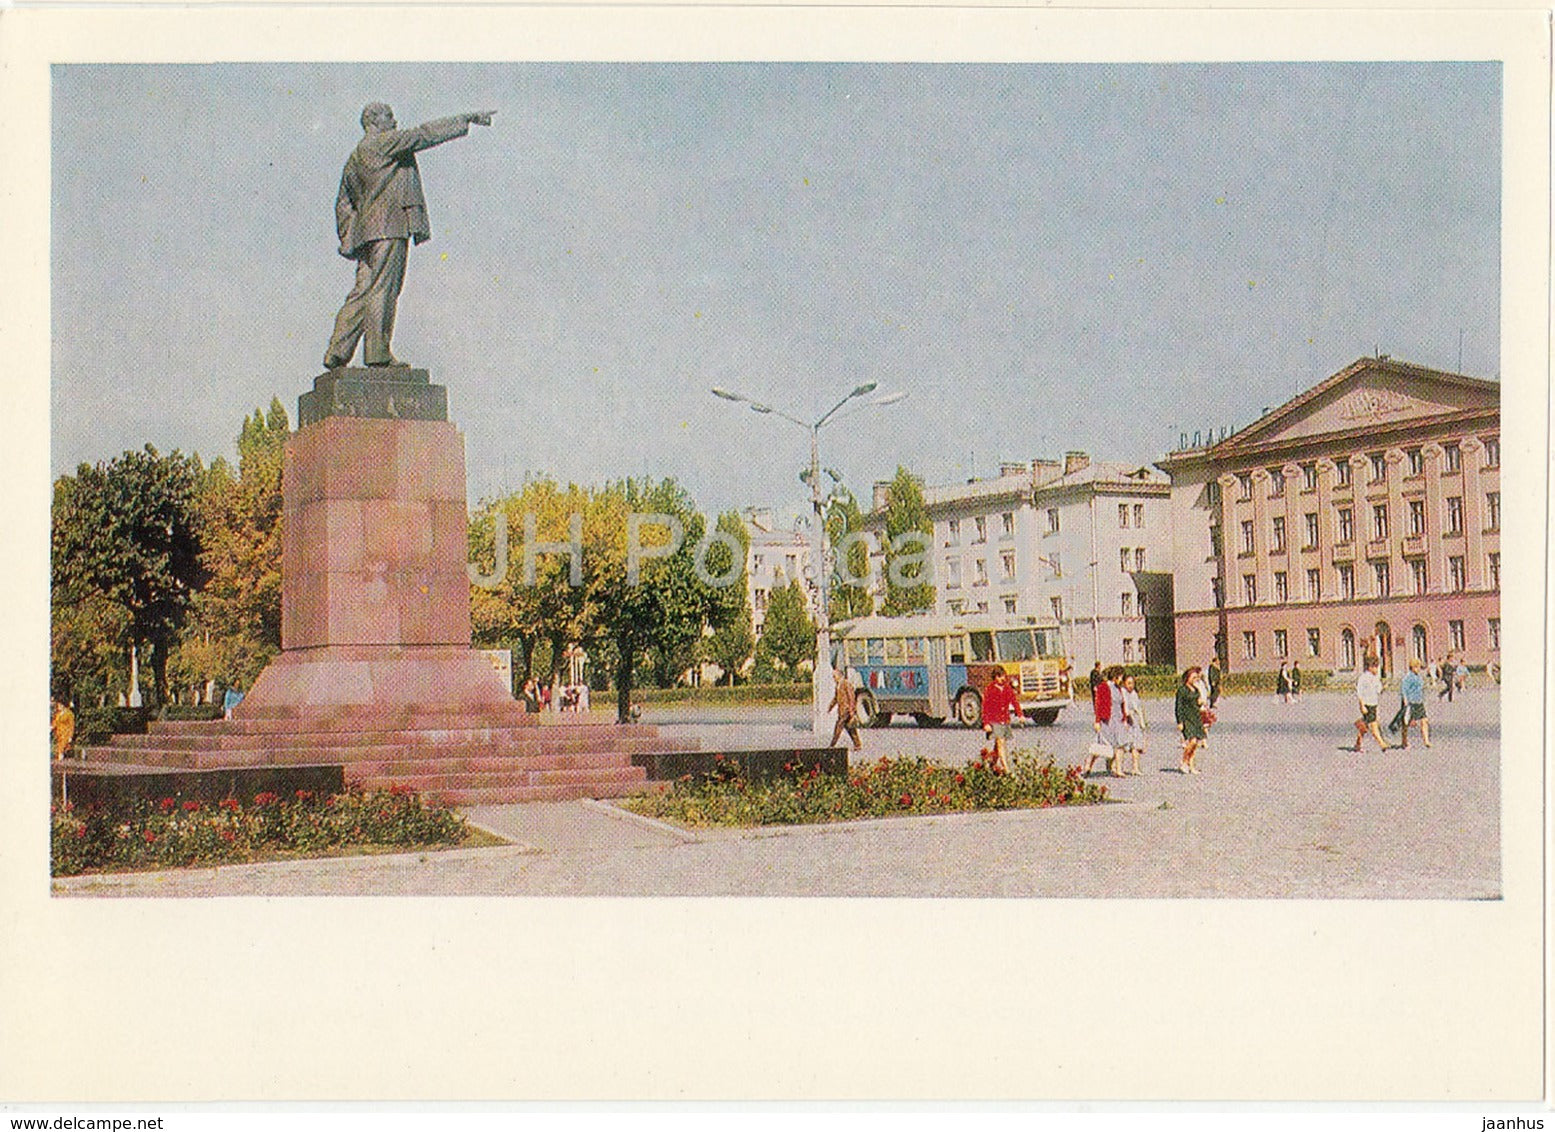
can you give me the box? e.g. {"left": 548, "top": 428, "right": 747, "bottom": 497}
{"left": 995, "top": 629, "right": 1038, "bottom": 661}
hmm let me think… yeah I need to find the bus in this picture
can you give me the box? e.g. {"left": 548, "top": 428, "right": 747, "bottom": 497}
{"left": 831, "top": 613, "right": 1072, "bottom": 728}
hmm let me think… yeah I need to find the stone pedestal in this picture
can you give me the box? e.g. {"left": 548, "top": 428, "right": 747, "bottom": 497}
{"left": 241, "top": 373, "right": 510, "bottom": 712}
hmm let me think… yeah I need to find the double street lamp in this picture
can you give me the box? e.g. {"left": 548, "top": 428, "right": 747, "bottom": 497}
{"left": 712, "top": 382, "right": 906, "bottom": 742}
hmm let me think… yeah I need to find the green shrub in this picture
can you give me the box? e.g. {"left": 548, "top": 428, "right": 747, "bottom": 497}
{"left": 633, "top": 684, "right": 813, "bottom": 706}
{"left": 51, "top": 786, "right": 467, "bottom": 876}
{"left": 623, "top": 749, "right": 1108, "bottom": 828}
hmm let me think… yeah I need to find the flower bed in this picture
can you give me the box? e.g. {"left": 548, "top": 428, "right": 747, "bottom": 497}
{"left": 621, "top": 749, "right": 1109, "bottom": 828}
{"left": 51, "top": 786, "right": 468, "bottom": 877}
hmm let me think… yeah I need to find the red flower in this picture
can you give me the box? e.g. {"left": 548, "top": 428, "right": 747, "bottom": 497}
{"left": 899, "top": 793, "right": 912, "bottom": 807}
{"left": 143, "top": 829, "right": 157, "bottom": 843}
{"left": 389, "top": 784, "right": 410, "bottom": 797}
{"left": 253, "top": 791, "right": 279, "bottom": 806}
{"left": 219, "top": 829, "right": 236, "bottom": 843}
{"left": 219, "top": 798, "right": 240, "bottom": 812}
{"left": 182, "top": 800, "right": 201, "bottom": 812}
{"left": 75, "top": 826, "right": 86, "bottom": 840}
{"left": 955, "top": 774, "right": 965, "bottom": 785}
{"left": 159, "top": 797, "right": 176, "bottom": 813}
{"left": 295, "top": 789, "right": 314, "bottom": 801}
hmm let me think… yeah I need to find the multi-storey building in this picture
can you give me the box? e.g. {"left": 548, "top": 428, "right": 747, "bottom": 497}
{"left": 866, "top": 453, "right": 1174, "bottom": 672}
{"left": 1158, "top": 357, "right": 1500, "bottom": 675}
{"left": 744, "top": 508, "right": 820, "bottom": 639}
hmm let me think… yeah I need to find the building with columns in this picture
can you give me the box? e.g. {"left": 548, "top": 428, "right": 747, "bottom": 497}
{"left": 1158, "top": 357, "right": 1500, "bottom": 676}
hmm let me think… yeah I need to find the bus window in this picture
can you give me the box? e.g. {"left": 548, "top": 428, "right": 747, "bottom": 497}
{"left": 884, "top": 638, "right": 906, "bottom": 663}
{"left": 996, "top": 629, "right": 1037, "bottom": 661}
{"left": 867, "top": 638, "right": 885, "bottom": 663}
{"left": 904, "top": 637, "right": 926, "bottom": 664}
{"left": 845, "top": 638, "right": 867, "bottom": 666}
{"left": 949, "top": 636, "right": 967, "bottom": 664}
{"left": 1033, "top": 629, "right": 1062, "bottom": 657}
{"left": 970, "top": 631, "right": 995, "bottom": 662}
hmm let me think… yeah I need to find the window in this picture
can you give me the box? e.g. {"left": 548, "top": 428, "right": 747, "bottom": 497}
{"left": 1338, "top": 563, "right": 1356, "bottom": 600}
{"left": 1407, "top": 448, "right": 1424, "bottom": 476}
{"left": 1372, "top": 560, "right": 1391, "bottom": 598}
{"left": 1120, "top": 548, "right": 1132, "bottom": 573}
{"left": 1340, "top": 628, "right": 1357, "bottom": 669}
{"left": 1274, "top": 571, "right": 1289, "bottom": 603}
{"left": 1412, "top": 624, "right": 1429, "bottom": 662}
{"left": 1302, "top": 463, "right": 1318, "bottom": 491}
{"left": 1134, "top": 548, "right": 1146, "bottom": 572}
{"left": 1212, "top": 577, "right": 1224, "bottom": 608}
{"left": 1337, "top": 507, "right": 1354, "bottom": 543}
{"left": 947, "top": 518, "right": 960, "bottom": 546}
{"left": 1307, "top": 628, "right": 1322, "bottom": 657}
{"left": 1273, "top": 629, "right": 1288, "bottom": 658}
{"left": 1050, "top": 596, "right": 1063, "bottom": 621}
{"left": 1371, "top": 503, "right": 1389, "bottom": 541}
{"left": 1444, "top": 443, "right": 1462, "bottom": 473}
{"left": 1271, "top": 516, "right": 1286, "bottom": 553}
{"left": 975, "top": 601, "right": 989, "bottom": 614}
{"left": 1336, "top": 461, "right": 1352, "bottom": 487}
{"left": 1488, "top": 552, "right": 1500, "bottom": 590}
{"left": 1410, "top": 558, "right": 1427, "bottom": 595}
{"left": 973, "top": 559, "right": 988, "bottom": 586}
{"left": 1484, "top": 436, "right": 1500, "bottom": 467}
{"left": 1133, "top": 503, "right": 1145, "bottom": 528}
{"left": 1448, "top": 556, "right": 1466, "bottom": 592}
{"left": 785, "top": 555, "right": 798, "bottom": 578}
{"left": 1269, "top": 468, "right": 1285, "bottom": 497}
{"left": 1446, "top": 496, "right": 1464, "bottom": 535}
{"left": 752, "top": 553, "right": 765, "bottom": 572}
{"left": 1210, "top": 526, "right": 1224, "bottom": 558}
{"left": 1002, "top": 596, "right": 1017, "bottom": 614}
{"left": 1046, "top": 508, "right": 1059, "bottom": 534}
{"left": 1489, "top": 618, "right": 1500, "bottom": 650}
{"left": 945, "top": 559, "right": 961, "bottom": 588}
{"left": 947, "top": 599, "right": 966, "bottom": 615}
{"left": 1369, "top": 452, "right": 1386, "bottom": 483}
{"left": 1001, "top": 511, "right": 1015, "bottom": 538}
{"left": 1241, "top": 520, "right": 1255, "bottom": 554}
{"left": 1409, "top": 499, "right": 1425, "bottom": 537}
{"left": 1242, "top": 574, "right": 1257, "bottom": 605}
{"left": 1243, "top": 631, "right": 1257, "bottom": 660}
{"left": 1449, "top": 619, "right": 1466, "bottom": 652}
{"left": 753, "top": 588, "right": 768, "bottom": 612}
{"left": 1304, "top": 513, "right": 1319, "bottom": 549}
{"left": 1306, "top": 568, "right": 1322, "bottom": 602}
{"left": 1121, "top": 639, "right": 1134, "bottom": 662}
{"left": 1237, "top": 473, "right": 1253, "bottom": 500}
{"left": 1120, "top": 592, "right": 1134, "bottom": 617}
{"left": 1208, "top": 481, "right": 1222, "bottom": 504}
{"left": 1000, "top": 552, "right": 1016, "bottom": 581}
{"left": 1118, "top": 503, "right": 1130, "bottom": 528}
{"left": 1487, "top": 492, "right": 1500, "bottom": 531}
{"left": 973, "top": 516, "right": 987, "bottom": 544}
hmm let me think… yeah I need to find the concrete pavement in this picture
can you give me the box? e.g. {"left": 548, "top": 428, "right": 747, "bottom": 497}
{"left": 53, "top": 687, "right": 1499, "bottom": 899}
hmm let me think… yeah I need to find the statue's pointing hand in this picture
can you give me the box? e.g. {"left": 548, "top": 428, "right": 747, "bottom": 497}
{"left": 467, "top": 110, "right": 497, "bottom": 127}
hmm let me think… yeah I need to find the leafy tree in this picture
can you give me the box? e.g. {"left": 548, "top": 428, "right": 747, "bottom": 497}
{"left": 699, "top": 511, "right": 755, "bottom": 684}
{"left": 824, "top": 486, "right": 875, "bottom": 624}
{"left": 52, "top": 445, "right": 206, "bottom": 706}
{"left": 757, "top": 576, "right": 816, "bottom": 675}
{"left": 880, "top": 465, "right": 935, "bottom": 615}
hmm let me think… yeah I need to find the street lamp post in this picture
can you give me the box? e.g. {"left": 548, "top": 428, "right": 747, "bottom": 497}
{"left": 712, "top": 382, "right": 905, "bottom": 743}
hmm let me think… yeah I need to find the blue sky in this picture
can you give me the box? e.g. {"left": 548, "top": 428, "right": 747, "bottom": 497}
{"left": 51, "top": 61, "right": 1500, "bottom": 516}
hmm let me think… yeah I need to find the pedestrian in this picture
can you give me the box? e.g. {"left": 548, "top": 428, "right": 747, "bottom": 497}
{"left": 221, "top": 683, "right": 245, "bottom": 721}
{"left": 1121, "top": 672, "right": 1146, "bottom": 776}
{"left": 1276, "top": 662, "right": 1292, "bottom": 704}
{"left": 1192, "top": 667, "right": 1216, "bottom": 733}
{"left": 1087, "top": 661, "right": 1104, "bottom": 698}
{"left": 1454, "top": 659, "right": 1469, "bottom": 696}
{"left": 1207, "top": 656, "right": 1223, "bottom": 709}
{"left": 1352, "top": 657, "right": 1388, "bottom": 752}
{"left": 520, "top": 677, "right": 541, "bottom": 713}
{"left": 578, "top": 681, "right": 591, "bottom": 712}
{"left": 828, "top": 666, "right": 863, "bottom": 751}
{"left": 50, "top": 700, "right": 75, "bottom": 760}
{"left": 1438, "top": 653, "right": 1456, "bottom": 702}
{"left": 1104, "top": 666, "right": 1130, "bottom": 777}
{"left": 1290, "top": 661, "right": 1303, "bottom": 699}
{"left": 1398, "top": 659, "right": 1432, "bottom": 749}
{"left": 981, "top": 669, "right": 1019, "bottom": 773}
{"left": 1084, "top": 665, "right": 1116, "bottom": 776}
{"left": 1174, "top": 667, "right": 1206, "bottom": 774}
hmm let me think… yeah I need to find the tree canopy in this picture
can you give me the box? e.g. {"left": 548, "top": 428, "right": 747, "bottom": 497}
{"left": 880, "top": 465, "right": 935, "bottom": 615}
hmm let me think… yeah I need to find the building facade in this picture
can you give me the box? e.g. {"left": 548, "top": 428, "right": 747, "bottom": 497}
{"left": 866, "top": 453, "right": 1174, "bottom": 673}
{"left": 744, "top": 508, "right": 820, "bottom": 639}
{"left": 1158, "top": 357, "right": 1500, "bottom": 676}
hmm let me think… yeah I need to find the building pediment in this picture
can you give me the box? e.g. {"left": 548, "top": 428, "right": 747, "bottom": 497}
{"left": 1214, "top": 359, "right": 1498, "bottom": 454}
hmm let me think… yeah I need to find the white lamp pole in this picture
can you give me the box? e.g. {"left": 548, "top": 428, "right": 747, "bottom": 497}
{"left": 712, "top": 382, "right": 905, "bottom": 743}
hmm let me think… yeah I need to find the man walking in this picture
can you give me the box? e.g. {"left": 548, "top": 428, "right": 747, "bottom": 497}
{"left": 1207, "top": 655, "right": 1223, "bottom": 709}
{"left": 1352, "top": 657, "right": 1388, "bottom": 752}
{"left": 324, "top": 103, "right": 496, "bottom": 369}
{"left": 1398, "top": 659, "right": 1432, "bottom": 749}
{"left": 828, "top": 666, "right": 863, "bottom": 751}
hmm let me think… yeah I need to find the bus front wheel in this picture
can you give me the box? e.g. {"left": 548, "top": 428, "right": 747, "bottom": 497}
{"left": 955, "top": 689, "right": 982, "bottom": 728}
{"left": 854, "top": 689, "right": 880, "bottom": 728}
